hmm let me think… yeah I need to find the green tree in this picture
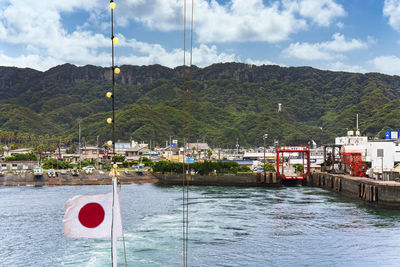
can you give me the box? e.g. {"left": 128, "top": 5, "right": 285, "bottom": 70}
{"left": 66, "top": 144, "right": 78, "bottom": 154}
{"left": 112, "top": 155, "right": 125, "bottom": 162}
{"left": 207, "top": 149, "right": 213, "bottom": 159}
{"left": 263, "top": 163, "right": 276, "bottom": 172}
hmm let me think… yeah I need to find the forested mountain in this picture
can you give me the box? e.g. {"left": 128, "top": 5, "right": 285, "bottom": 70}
{"left": 1, "top": 62, "right": 399, "bottom": 148}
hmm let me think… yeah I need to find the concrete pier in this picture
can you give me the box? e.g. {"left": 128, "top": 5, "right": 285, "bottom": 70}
{"left": 307, "top": 172, "right": 400, "bottom": 208}
{"left": 156, "top": 172, "right": 281, "bottom": 187}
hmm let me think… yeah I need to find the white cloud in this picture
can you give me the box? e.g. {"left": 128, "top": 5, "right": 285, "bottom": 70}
{"left": 370, "top": 55, "right": 400, "bottom": 75}
{"left": 119, "top": 0, "right": 182, "bottom": 31}
{"left": 283, "top": 42, "right": 334, "bottom": 60}
{"left": 323, "top": 33, "right": 368, "bottom": 52}
{"left": 195, "top": 0, "right": 307, "bottom": 43}
{"left": 0, "top": 0, "right": 110, "bottom": 69}
{"left": 119, "top": 40, "right": 275, "bottom": 68}
{"left": 283, "top": 33, "right": 368, "bottom": 60}
{"left": 245, "top": 59, "right": 282, "bottom": 66}
{"left": 327, "top": 62, "right": 366, "bottom": 73}
{"left": 384, "top": 0, "right": 400, "bottom": 31}
{"left": 0, "top": 53, "right": 62, "bottom": 70}
{"left": 293, "top": 0, "right": 346, "bottom": 27}
{"left": 119, "top": 0, "right": 345, "bottom": 43}
{"left": 0, "top": 0, "right": 345, "bottom": 71}
{"left": 0, "top": 33, "right": 276, "bottom": 70}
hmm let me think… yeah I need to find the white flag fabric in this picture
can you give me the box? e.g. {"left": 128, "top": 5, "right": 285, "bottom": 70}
{"left": 63, "top": 193, "right": 122, "bottom": 238}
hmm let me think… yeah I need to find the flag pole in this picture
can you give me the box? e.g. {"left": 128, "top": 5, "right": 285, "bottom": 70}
{"left": 111, "top": 165, "right": 118, "bottom": 267}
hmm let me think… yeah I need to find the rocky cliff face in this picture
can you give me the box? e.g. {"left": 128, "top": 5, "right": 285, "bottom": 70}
{"left": 0, "top": 62, "right": 325, "bottom": 94}
{"left": 2, "top": 62, "right": 400, "bottom": 146}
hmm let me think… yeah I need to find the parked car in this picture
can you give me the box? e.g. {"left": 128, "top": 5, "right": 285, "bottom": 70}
{"left": 71, "top": 168, "right": 79, "bottom": 176}
{"left": 60, "top": 169, "right": 67, "bottom": 175}
{"left": 33, "top": 167, "right": 43, "bottom": 176}
{"left": 48, "top": 169, "right": 56, "bottom": 178}
{"left": 134, "top": 164, "right": 145, "bottom": 175}
{"left": 83, "top": 166, "right": 95, "bottom": 174}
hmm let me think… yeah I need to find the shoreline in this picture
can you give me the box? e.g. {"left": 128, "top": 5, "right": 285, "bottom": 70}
{"left": 4, "top": 171, "right": 400, "bottom": 209}
{"left": 0, "top": 172, "right": 159, "bottom": 186}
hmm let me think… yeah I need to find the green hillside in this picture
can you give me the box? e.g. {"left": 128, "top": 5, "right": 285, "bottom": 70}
{"left": 0, "top": 62, "right": 399, "bottom": 147}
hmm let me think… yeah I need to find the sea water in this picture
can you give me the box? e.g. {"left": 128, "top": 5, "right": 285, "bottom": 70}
{"left": 1, "top": 184, "right": 400, "bottom": 266}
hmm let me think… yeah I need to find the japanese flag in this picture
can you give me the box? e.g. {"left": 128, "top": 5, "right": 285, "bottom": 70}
{"left": 63, "top": 193, "right": 122, "bottom": 238}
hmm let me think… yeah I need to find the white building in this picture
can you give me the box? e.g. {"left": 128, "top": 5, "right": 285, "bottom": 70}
{"left": 335, "top": 131, "right": 400, "bottom": 177}
{"left": 366, "top": 141, "right": 400, "bottom": 171}
{"left": 335, "top": 132, "right": 368, "bottom": 157}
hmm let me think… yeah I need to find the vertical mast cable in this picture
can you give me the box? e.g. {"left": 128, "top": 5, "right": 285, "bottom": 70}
{"left": 111, "top": 1, "right": 115, "bottom": 156}
{"left": 110, "top": 2, "right": 127, "bottom": 266}
{"left": 110, "top": 3, "right": 115, "bottom": 265}
{"left": 182, "top": 0, "right": 187, "bottom": 266}
{"left": 185, "top": 0, "right": 194, "bottom": 265}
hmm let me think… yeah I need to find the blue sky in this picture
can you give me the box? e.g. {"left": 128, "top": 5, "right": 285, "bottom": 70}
{"left": 1, "top": 0, "right": 400, "bottom": 75}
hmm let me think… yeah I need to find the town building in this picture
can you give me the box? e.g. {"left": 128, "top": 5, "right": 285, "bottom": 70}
{"left": 335, "top": 130, "right": 400, "bottom": 179}
{"left": 125, "top": 145, "right": 151, "bottom": 161}
{"left": 4, "top": 148, "right": 33, "bottom": 157}
{"left": 0, "top": 161, "right": 38, "bottom": 171}
{"left": 80, "top": 146, "right": 103, "bottom": 162}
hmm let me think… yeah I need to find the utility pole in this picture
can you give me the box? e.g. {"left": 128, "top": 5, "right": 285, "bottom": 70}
{"left": 236, "top": 138, "right": 239, "bottom": 159}
{"left": 78, "top": 118, "right": 81, "bottom": 161}
{"left": 96, "top": 135, "right": 99, "bottom": 169}
{"left": 356, "top": 113, "right": 359, "bottom": 131}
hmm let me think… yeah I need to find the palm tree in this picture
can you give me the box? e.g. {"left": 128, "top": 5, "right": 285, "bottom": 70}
{"left": 44, "top": 134, "right": 50, "bottom": 146}
{"left": 191, "top": 146, "right": 197, "bottom": 159}
{"left": 30, "top": 133, "right": 36, "bottom": 145}
{"left": 9, "top": 132, "right": 15, "bottom": 144}
{"left": 23, "top": 133, "right": 30, "bottom": 145}
{"left": 207, "top": 149, "right": 213, "bottom": 159}
{"left": 16, "top": 133, "right": 23, "bottom": 144}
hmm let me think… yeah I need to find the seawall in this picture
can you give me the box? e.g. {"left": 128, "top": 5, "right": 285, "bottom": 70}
{"left": 157, "top": 171, "right": 400, "bottom": 208}
{"left": 4, "top": 170, "right": 400, "bottom": 209}
{"left": 306, "top": 172, "right": 400, "bottom": 209}
{"left": 0, "top": 172, "right": 158, "bottom": 186}
{"left": 155, "top": 172, "right": 281, "bottom": 187}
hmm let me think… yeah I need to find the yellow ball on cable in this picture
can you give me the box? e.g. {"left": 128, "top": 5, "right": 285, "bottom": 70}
{"left": 107, "top": 118, "right": 113, "bottom": 124}
{"left": 106, "top": 92, "right": 112, "bottom": 98}
{"left": 113, "top": 37, "right": 119, "bottom": 44}
{"left": 110, "top": 2, "right": 116, "bottom": 9}
{"left": 114, "top": 67, "right": 120, "bottom": 74}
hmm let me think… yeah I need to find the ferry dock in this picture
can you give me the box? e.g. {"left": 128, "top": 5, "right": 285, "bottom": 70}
{"left": 157, "top": 171, "right": 400, "bottom": 209}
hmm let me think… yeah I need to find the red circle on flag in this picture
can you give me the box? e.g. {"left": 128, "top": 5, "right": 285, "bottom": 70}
{"left": 78, "top": 202, "right": 105, "bottom": 228}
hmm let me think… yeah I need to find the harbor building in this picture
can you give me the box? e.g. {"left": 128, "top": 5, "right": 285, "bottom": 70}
{"left": 335, "top": 130, "right": 400, "bottom": 179}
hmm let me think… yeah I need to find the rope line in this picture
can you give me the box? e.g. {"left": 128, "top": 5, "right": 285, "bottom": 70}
{"left": 182, "top": 0, "right": 194, "bottom": 265}
{"left": 185, "top": 0, "right": 194, "bottom": 265}
{"left": 110, "top": 2, "right": 127, "bottom": 266}
{"left": 182, "top": 0, "right": 188, "bottom": 266}
{"left": 111, "top": 179, "right": 115, "bottom": 265}
{"left": 110, "top": 3, "right": 115, "bottom": 264}
{"left": 119, "top": 181, "right": 128, "bottom": 267}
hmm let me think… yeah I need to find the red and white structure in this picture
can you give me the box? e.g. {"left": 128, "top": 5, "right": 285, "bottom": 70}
{"left": 276, "top": 146, "right": 311, "bottom": 181}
